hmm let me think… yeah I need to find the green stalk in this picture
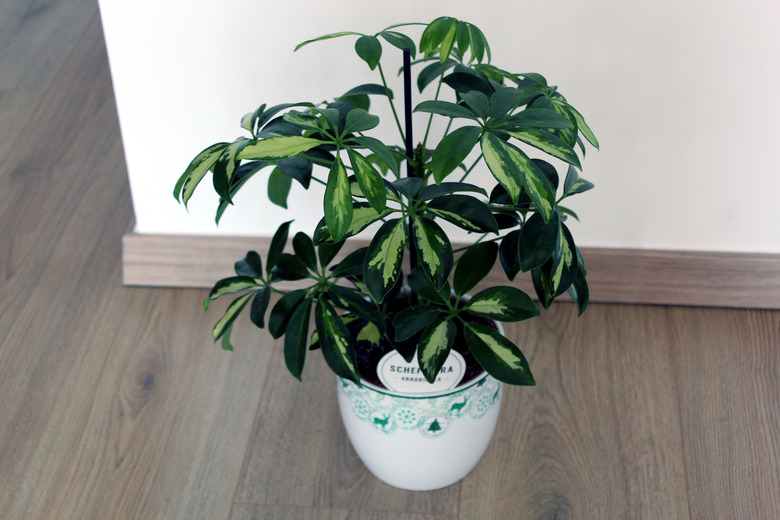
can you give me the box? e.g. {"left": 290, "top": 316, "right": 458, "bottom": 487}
{"left": 376, "top": 62, "right": 406, "bottom": 144}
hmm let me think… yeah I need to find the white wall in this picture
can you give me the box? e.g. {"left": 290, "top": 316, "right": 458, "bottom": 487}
{"left": 99, "top": 0, "right": 780, "bottom": 254}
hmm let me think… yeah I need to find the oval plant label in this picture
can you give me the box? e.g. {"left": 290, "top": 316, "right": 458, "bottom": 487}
{"left": 377, "top": 349, "right": 466, "bottom": 396}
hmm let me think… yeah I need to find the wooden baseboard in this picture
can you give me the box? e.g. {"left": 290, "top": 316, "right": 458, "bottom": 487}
{"left": 122, "top": 232, "right": 780, "bottom": 310}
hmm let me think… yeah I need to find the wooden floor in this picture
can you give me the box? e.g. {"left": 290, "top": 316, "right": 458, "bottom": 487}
{"left": 1, "top": 2, "right": 779, "bottom": 519}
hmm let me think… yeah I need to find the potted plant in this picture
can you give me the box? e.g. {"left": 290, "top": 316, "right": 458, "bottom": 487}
{"left": 174, "top": 16, "right": 598, "bottom": 490}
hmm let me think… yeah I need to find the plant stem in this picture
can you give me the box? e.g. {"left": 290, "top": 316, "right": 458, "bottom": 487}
{"left": 377, "top": 62, "right": 406, "bottom": 144}
{"left": 458, "top": 153, "right": 484, "bottom": 182}
{"left": 403, "top": 48, "right": 419, "bottom": 278}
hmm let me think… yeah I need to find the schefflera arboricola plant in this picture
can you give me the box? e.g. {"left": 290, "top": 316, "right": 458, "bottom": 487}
{"left": 173, "top": 16, "right": 598, "bottom": 388}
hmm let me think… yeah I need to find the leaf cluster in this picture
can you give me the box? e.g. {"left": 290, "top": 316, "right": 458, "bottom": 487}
{"left": 174, "top": 16, "right": 599, "bottom": 387}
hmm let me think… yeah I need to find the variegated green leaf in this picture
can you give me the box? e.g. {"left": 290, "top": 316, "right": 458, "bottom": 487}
{"left": 348, "top": 136, "right": 400, "bottom": 175}
{"left": 238, "top": 136, "right": 323, "bottom": 161}
{"left": 174, "top": 142, "right": 229, "bottom": 206}
{"left": 348, "top": 150, "right": 386, "bottom": 213}
{"left": 463, "top": 322, "right": 535, "bottom": 385}
{"left": 481, "top": 133, "right": 522, "bottom": 204}
{"left": 418, "top": 317, "right": 456, "bottom": 383}
{"left": 563, "top": 165, "right": 595, "bottom": 198}
{"left": 316, "top": 296, "right": 360, "bottom": 383}
{"left": 506, "top": 129, "right": 581, "bottom": 168}
{"left": 313, "top": 202, "right": 393, "bottom": 245}
{"left": 550, "top": 222, "right": 578, "bottom": 295}
{"left": 425, "top": 195, "right": 498, "bottom": 233}
{"left": 324, "top": 157, "right": 353, "bottom": 242}
{"left": 364, "top": 218, "right": 407, "bottom": 302}
{"left": 465, "top": 286, "right": 540, "bottom": 322}
{"left": 212, "top": 138, "right": 251, "bottom": 202}
{"left": 357, "top": 321, "right": 381, "bottom": 343}
{"left": 551, "top": 98, "right": 599, "bottom": 149}
{"left": 412, "top": 217, "right": 453, "bottom": 290}
{"left": 211, "top": 292, "right": 254, "bottom": 342}
{"left": 481, "top": 133, "right": 555, "bottom": 222}
{"left": 203, "top": 276, "right": 260, "bottom": 309}
{"left": 567, "top": 262, "right": 589, "bottom": 316}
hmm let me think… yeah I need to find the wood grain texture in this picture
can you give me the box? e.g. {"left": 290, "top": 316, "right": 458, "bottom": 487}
{"left": 460, "top": 304, "right": 690, "bottom": 519}
{"left": 2, "top": 0, "right": 779, "bottom": 519}
{"left": 670, "top": 308, "right": 780, "bottom": 520}
{"left": 230, "top": 504, "right": 453, "bottom": 520}
{"left": 123, "top": 233, "right": 780, "bottom": 310}
{"left": 234, "top": 353, "right": 460, "bottom": 517}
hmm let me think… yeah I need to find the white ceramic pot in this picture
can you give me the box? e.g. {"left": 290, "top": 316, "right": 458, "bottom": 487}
{"left": 336, "top": 338, "right": 503, "bottom": 491}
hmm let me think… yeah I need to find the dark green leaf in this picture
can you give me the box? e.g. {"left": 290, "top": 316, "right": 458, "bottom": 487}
{"left": 328, "top": 285, "right": 384, "bottom": 332}
{"left": 426, "top": 194, "right": 498, "bottom": 233}
{"left": 318, "top": 240, "right": 344, "bottom": 269}
{"left": 490, "top": 87, "right": 524, "bottom": 118}
{"left": 391, "top": 177, "right": 423, "bottom": 198}
{"left": 342, "top": 83, "right": 393, "bottom": 99}
{"left": 234, "top": 251, "right": 262, "bottom": 278}
{"left": 518, "top": 211, "right": 559, "bottom": 272}
{"left": 355, "top": 35, "right": 382, "bottom": 70}
{"left": 268, "top": 167, "right": 292, "bottom": 208}
{"left": 267, "top": 221, "right": 292, "bottom": 278}
{"left": 463, "top": 322, "right": 535, "bottom": 385}
{"left": 269, "top": 288, "right": 307, "bottom": 338}
{"left": 460, "top": 91, "right": 490, "bottom": 119}
{"left": 256, "top": 102, "right": 315, "bottom": 131}
{"left": 453, "top": 242, "right": 498, "bottom": 297}
{"left": 417, "top": 61, "right": 453, "bottom": 92}
{"left": 498, "top": 229, "right": 521, "bottom": 280}
{"left": 250, "top": 286, "right": 272, "bottom": 328}
{"left": 392, "top": 305, "right": 445, "bottom": 342}
{"left": 443, "top": 71, "right": 493, "bottom": 97}
{"left": 324, "top": 157, "right": 353, "bottom": 242}
{"left": 567, "top": 262, "right": 589, "bottom": 316}
{"left": 292, "top": 232, "right": 317, "bottom": 271}
{"left": 412, "top": 217, "right": 453, "bottom": 290}
{"left": 418, "top": 317, "right": 456, "bottom": 383}
{"left": 505, "top": 108, "right": 573, "bottom": 130}
{"left": 277, "top": 156, "right": 313, "bottom": 189}
{"left": 316, "top": 296, "right": 360, "bottom": 383}
{"left": 465, "top": 286, "right": 540, "bottom": 321}
{"left": 466, "top": 23, "right": 491, "bottom": 63}
{"left": 420, "top": 16, "right": 456, "bottom": 57}
{"left": 344, "top": 108, "right": 380, "bottom": 134}
{"left": 363, "top": 218, "right": 407, "bottom": 302}
{"left": 431, "top": 126, "right": 482, "bottom": 183}
{"left": 284, "top": 297, "right": 313, "bottom": 380}
{"left": 271, "top": 253, "right": 310, "bottom": 281}
{"left": 407, "top": 266, "right": 449, "bottom": 304}
{"left": 413, "top": 100, "right": 479, "bottom": 120}
{"left": 330, "top": 247, "right": 367, "bottom": 278}
{"left": 378, "top": 30, "right": 416, "bottom": 59}
{"left": 418, "top": 182, "right": 486, "bottom": 200}
{"left": 349, "top": 135, "right": 400, "bottom": 175}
